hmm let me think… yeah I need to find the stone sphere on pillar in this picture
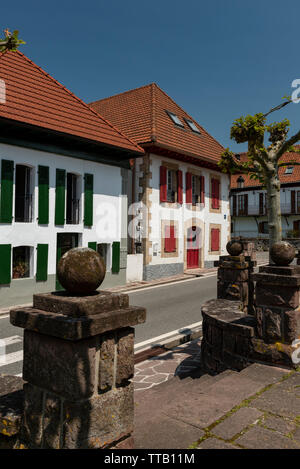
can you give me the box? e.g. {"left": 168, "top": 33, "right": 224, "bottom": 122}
{"left": 57, "top": 247, "right": 106, "bottom": 295}
{"left": 270, "top": 241, "right": 295, "bottom": 266}
{"left": 226, "top": 240, "right": 243, "bottom": 256}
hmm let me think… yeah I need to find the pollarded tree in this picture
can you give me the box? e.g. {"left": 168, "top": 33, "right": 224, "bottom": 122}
{"left": 219, "top": 99, "right": 300, "bottom": 258}
{"left": 0, "top": 29, "right": 25, "bottom": 52}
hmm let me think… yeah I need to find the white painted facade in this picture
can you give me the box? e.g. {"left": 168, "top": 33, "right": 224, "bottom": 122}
{"left": 0, "top": 142, "right": 127, "bottom": 306}
{"left": 133, "top": 154, "right": 230, "bottom": 276}
{"left": 231, "top": 186, "right": 300, "bottom": 238}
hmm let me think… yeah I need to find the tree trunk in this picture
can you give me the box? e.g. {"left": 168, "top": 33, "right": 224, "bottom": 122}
{"left": 266, "top": 174, "right": 282, "bottom": 262}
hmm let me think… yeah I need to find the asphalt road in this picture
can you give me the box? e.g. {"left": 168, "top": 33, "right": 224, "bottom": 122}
{"left": 0, "top": 274, "right": 217, "bottom": 376}
{"left": 130, "top": 274, "right": 217, "bottom": 344}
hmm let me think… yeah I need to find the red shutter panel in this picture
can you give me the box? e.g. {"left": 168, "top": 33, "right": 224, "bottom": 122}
{"left": 164, "top": 225, "right": 176, "bottom": 253}
{"left": 291, "top": 191, "right": 296, "bottom": 214}
{"left": 211, "top": 228, "right": 220, "bottom": 251}
{"left": 170, "top": 225, "right": 176, "bottom": 252}
{"left": 200, "top": 175, "right": 205, "bottom": 205}
{"left": 160, "top": 166, "right": 167, "bottom": 202}
{"left": 177, "top": 170, "right": 183, "bottom": 204}
{"left": 212, "top": 179, "right": 220, "bottom": 209}
{"left": 215, "top": 180, "right": 220, "bottom": 209}
{"left": 186, "top": 172, "right": 192, "bottom": 204}
{"left": 211, "top": 179, "right": 216, "bottom": 208}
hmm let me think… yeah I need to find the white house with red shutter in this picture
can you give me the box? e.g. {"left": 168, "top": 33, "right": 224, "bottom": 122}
{"left": 90, "top": 84, "right": 230, "bottom": 280}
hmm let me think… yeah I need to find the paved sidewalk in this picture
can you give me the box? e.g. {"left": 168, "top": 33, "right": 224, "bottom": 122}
{"left": 133, "top": 338, "right": 300, "bottom": 449}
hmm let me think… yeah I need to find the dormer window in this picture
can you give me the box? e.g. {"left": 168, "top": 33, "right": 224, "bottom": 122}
{"left": 285, "top": 167, "right": 294, "bottom": 175}
{"left": 237, "top": 176, "right": 245, "bottom": 188}
{"left": 166, "top": 110, "right": 184, "bottom": 128}
{"left": 184, "top": 118, "right": 201, "bottom": 134}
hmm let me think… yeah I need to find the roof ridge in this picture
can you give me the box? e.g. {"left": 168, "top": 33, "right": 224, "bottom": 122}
{"left": 13, "top": 51, "right": 143, "bottom": 153}
{"left": 89, "top": 82, "right": 155, "bottom": 105}
{"left": 150, "top": 83, "right": 156, "bottom": 141}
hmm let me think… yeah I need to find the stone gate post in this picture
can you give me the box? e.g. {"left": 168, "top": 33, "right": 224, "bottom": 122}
{"left": 9, "top": 248, "right": 146, "bottom": 449}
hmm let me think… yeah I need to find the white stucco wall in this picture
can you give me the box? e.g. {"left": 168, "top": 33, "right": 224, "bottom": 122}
{"left": 0, "top": 142, "right": 124, "bottom": 277}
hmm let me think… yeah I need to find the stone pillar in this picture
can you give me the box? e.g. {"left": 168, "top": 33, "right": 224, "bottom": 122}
{"left": 216, "top": 240, "right": 256, "bottom": 314}
{"left": 9, "top": 248, "right": 146, "bottom": 449}
{"left": 252, "top": 241, "right": 300, "bottom": 367}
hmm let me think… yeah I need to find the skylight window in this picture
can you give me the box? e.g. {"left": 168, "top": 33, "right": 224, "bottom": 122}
{"left": 184, "top": 118, "right": 201, "bottom": 134}
{"left": 166, "top": 111, "right": 184, "bottom": 128}
{"left": 285, "top": 166, "right": 294, "bottom": 174}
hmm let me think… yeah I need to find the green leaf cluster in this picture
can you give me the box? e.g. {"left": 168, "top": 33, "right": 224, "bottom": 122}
{"left": 0, "top": 30, "right": 26, "bottom": 52}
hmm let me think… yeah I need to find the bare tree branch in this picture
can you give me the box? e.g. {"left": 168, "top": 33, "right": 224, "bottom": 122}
{"left": 276, "top": 129, "right": 300, "bottom": 161}
{"left": 263, "top": 98, "right": 292, "bottom": 118}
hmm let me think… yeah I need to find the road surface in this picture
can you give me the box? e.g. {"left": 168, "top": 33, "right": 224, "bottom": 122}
{"left": 0, "top": 274, "right": 217, "bottom": 376}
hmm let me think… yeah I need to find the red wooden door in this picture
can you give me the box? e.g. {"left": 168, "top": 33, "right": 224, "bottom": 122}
{"left": 187, "top": 226, "right": 200, "bottom": 269}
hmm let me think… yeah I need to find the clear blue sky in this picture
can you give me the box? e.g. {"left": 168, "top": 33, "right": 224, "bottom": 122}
{"left": 2, "top": 0, "right": 300, "bottom": 152}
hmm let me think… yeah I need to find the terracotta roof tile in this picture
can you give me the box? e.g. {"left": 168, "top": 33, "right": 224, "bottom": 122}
{"left": 89, "top": 83, "right": 224, "bottom": 163}
{"left": 0, "top": 51, "right": 143, "bottom": 155}
{"left": 231, "top": 148, "right": 300, "bottom": 188}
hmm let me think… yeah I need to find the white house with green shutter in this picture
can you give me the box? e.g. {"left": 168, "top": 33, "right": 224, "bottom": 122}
{"left": 0, "top": 50, "right": 144, "bottom": 307}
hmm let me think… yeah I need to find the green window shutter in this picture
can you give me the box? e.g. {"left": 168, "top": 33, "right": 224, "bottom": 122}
{"left": 0, "top": 160, "right": 14, "bottom": 223}
{"left": 84, "top": 174, "right": 93, "bottom": 227}
{"left": 38, "top": 166, "right": 49, "bottom": 224}
{"left": 88, "top": 242, "right": 97, "bottom": 251}
{"left": 55, "top": 169, "right": 66, "bottom": 225}
{"left": 0, "top": 244, "right": 11, "bottom": 284}
{"left": 36, "top": 244, "right": 48, "bottom": 281}
{"left": 112, "top": 241, "right": 120, "bottom": 273}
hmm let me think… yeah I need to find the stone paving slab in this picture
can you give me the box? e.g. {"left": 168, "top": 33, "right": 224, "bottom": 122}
{"left": 198, "top": 438, "right": 239, "bottom": 449}
{"left": 134, "top": 415, "right": 205, "bottom": 450}
{"left": 260, "top": 415, "right": 297, "bottom": 436}
{"left": 211, "top": 407, "right": 263, "bottom": 440}
{"left": 234, "top": 426, "right": 300, "bottom": 449}
{"left": 133, "top": 337, "right": 300, "bottom": 449}
{"left": 249, "top": 380, "right": 300, "bottom": 418}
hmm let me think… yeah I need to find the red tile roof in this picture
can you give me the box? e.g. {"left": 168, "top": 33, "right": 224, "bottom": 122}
{"left": 89, "top": 83, "right": 224, "bottom": 164}
{"left": 0, "top": 51, "right": 143, "bottom": 155}
{"left": 231, "top": 149, "right": 300, "bottom": 188}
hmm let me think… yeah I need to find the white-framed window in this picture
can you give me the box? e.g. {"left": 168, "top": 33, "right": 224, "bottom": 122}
{"left": 15, "top": 164, "right": 34, "bottom": 223}
{"left": 12, "top": 246, "right": 33, "bottom": 279}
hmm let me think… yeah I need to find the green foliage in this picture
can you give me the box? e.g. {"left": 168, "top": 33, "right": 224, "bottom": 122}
{"left": 230, "top": 113, "right": 266, "bottom": 144}
{"left": 0, "top": 29, "right": 26, "bottom": 52}
{"left": 266, "top": 119, "right": 290, "bottom": 144}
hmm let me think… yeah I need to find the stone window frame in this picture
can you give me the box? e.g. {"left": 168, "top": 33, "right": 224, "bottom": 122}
{"left": 209, "top": 174, "right": 222, "bottom": 214}
{"left": 161, "top": 219, "right": 179, "bottom": 258}
{"left": 209, "top": 223, "right": 221, "bottom": 255}
{"left": 161, "top": 161, "right": 180, "bottom": 208}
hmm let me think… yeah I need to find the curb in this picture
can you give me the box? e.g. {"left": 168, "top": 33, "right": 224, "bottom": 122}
{"left": 107, "top": 271, "right": 217, "bottom": 294}
{"left": 134, "top": 327, "right": 203, "bottom": 364}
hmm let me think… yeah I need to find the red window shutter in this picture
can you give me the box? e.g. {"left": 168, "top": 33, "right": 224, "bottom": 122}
{"left": 291, "top": 191, "right": 296, "bottom": 214}
{"left": 200, "top": 175, "right": 205, "bottom": 204}
{"left": 211, "top": 228, "right": 220, "bottom": 251}
{"left": 212, "top": 179, "right": 220, "bottom": 209}
{"left": 177, "top": 170, "right": 183, "bottom": 204}
{"left": 160, "top": 166, "right": 167, "bottom": 202}
{"left": 186, "top": 172, "right": 192, "bottom": 204}
{"left": 164, "top": 225, "right": 176, "bottom": 253}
